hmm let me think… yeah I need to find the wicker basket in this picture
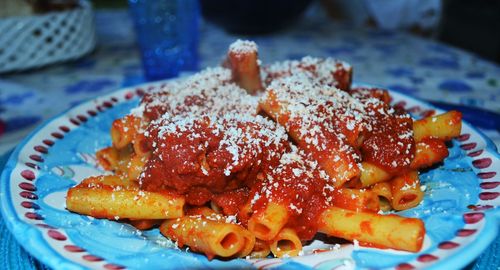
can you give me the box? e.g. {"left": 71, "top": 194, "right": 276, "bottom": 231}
{"left": 0, "top": 0, "right": 96, "bottom": 73}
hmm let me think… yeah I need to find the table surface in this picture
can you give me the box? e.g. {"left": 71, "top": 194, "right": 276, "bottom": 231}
{"left": 0, "top": 7, "right": 499, "bottom": 270}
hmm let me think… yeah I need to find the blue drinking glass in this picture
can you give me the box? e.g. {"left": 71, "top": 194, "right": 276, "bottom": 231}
{"left": 129, "top": 0, "right": 199, "bottom": 81}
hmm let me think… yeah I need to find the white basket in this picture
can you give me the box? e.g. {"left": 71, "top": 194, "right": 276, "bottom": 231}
{"left": 0, "top": 0, "right": 96, "bottom": 73}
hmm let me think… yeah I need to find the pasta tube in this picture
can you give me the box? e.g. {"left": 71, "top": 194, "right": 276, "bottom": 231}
{"left": 270, "top": 228, "right": 302, "bottom": 257}
{"left": 370, "top": 182, "right": 393, "bottom": 211}
{"left": 318, "top": 206, "right": 424, "bottom": 252}
{"left": 95, "top": 146, "right": 119, "bottom": 171}
{"left": 410, "top": 139, "right": 448, "bottom": 170}
{"left": 126, "top": 154, "right": 149, "bottom": 181}
{"left": 359, "top": 162, "right": 391, "bottom": 187}
{"left": 248, "top": 202, "right": 289, "bottom": 241}
{"left": 227, "top": 40, "right": 262, "bottom": 94}
{"left": 160, "top": 217, "right": 249, "bottom": 259}
{"left": 235, "top": 227, "right": 256, "bottom": 258}
{"left": 111, "top": 115, "right": 141, "bottom": 149}
{"left": 413, "top": 111, "right": 462, "bottom": 142}
{"left": 184, "top": 206, "right": 255, "bottom": 258}
{"left": 66, "top": 186, "right": 184, "bottom": 219}
{"left": 132, "top": 133, "right": 151, "bottom": 157}
{"left": 390, "top": 171, "right": 424, "bottom": 211}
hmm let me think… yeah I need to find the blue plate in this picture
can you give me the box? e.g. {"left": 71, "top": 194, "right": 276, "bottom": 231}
{"left": 1, "top": 82, "right": 499, "bottom": 269}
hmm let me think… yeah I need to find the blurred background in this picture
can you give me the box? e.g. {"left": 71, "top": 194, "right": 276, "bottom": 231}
{"left": 101, "top": 0, "right": 500, "bottom": 62}
{"left": 0, "top": 0, "right": 499, "bottom": 148}
{"left": 0, "top": 0, "right": 498, "bottom": 152}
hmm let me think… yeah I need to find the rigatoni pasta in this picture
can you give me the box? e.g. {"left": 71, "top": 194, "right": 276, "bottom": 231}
{"left": 95, "top": 146, "right": 119, "bottom": 171}
{"left": 65, "top": 40, "right": 462, "bottom": 259}
{"left": 160, "top": 216, "right": 250, "bottom": 259}
{"left": 390, "top": 171, "right": 424, "bottom": 211}
{"left": 413, "top": 111, "right": 462, "bottom": 142}
{"left": 270, "top": 228, "right": 303, "bottom": 257}
{"left": 318, "top": 207, "right": 425, "bottom": 252}
{"left": 110, "top": 115, "right": 141, "bottom": 149}
{"left": 359, "top": 161, "right": 392, "bottom": 187}
{"left": 226, "top": 40, "right": 263, "bottom": 94}
{"left": 370, "top": 182, "right": 393, "bottom": 211}
{"left": 248, "top": 202, "right": 289, "bottom": 241}
{"left": 66, "top": 185, "right": 185, "bottom": 219}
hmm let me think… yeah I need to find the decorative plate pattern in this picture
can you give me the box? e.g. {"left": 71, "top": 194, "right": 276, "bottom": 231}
{"left": 1, "top": 82, "right": 499, "bottom": 270}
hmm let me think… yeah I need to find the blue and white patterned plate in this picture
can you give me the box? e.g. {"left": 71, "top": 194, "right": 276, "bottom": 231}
{"left": 1, "top": 82, "right": 499, "bottom": 270}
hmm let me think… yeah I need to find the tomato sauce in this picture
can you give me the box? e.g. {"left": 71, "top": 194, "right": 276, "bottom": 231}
{"left": 140, "top": 115, "right": 289, "bottom": 206}
{"left": 246, "top": 150, "right": 334, "bottom": 240}
{"left": 136, "top": 60, "right": 417, "bottom": 243}
{"left": 351, "top": 87, "right": 416, "bottom": 174}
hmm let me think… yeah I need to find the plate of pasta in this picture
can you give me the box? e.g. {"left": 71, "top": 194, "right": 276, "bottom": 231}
{"left": 1, "top": 40, "right": 499, "bottom": 270}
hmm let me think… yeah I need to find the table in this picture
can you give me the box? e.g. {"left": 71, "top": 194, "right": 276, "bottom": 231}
{"left": 0, "top": 8, "right": 498, "bottom": 270}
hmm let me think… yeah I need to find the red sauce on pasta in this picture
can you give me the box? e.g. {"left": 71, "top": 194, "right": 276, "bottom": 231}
{"left": 135, "top": 57, "right": 416, "bottom": 242}
{"left": 247, "top": 149, "right": 334, "bottom": 239}
{"left": 351, "top": 87, "right": 415, "bottom": 174}
{"left": 140, "top": 115, "right": 289, "bottom": 206}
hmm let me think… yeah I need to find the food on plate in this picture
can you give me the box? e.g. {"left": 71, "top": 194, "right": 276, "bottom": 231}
{"left": 66, "top": 39, "right": 462, "bottom": 259}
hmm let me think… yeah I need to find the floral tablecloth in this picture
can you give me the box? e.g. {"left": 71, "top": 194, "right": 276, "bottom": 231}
{"left": 0, "top": 8, "right": 498, "bottom": 270}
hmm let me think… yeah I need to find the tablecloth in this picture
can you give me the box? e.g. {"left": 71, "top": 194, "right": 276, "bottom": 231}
{"left": 0, "top": 7, "right": 499, "bottom": 270}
